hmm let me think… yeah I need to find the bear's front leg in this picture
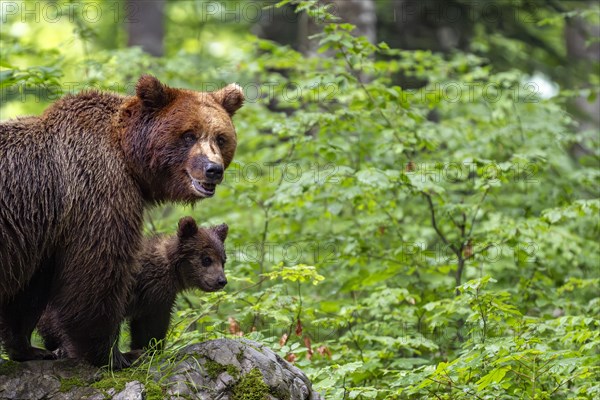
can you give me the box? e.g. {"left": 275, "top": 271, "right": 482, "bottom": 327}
{"left": 37, "top": 307, "right": 65, "bottom": 352}
{"left": 0, "top": 265, "right": 56, "bottom": 361}
{"left": 55, "top": 296, "right": 132, "bottom": 369}
{"left": 130, "top": 306, "right": 172, "bottom": 351}
{"left": 49, "top": 238, "right": 138, "bottom": 369}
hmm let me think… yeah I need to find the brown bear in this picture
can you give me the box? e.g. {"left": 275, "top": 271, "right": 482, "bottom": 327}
{"left": 0, "top": 75, "right": 243, "bottom": 368}
{"left": 39, "top": 217, "right": 228, "bottom": 353}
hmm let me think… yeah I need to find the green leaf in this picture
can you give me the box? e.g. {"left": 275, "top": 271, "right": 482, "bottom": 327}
{"left": 476, "top": 368, "right": 509, "bottom": 390}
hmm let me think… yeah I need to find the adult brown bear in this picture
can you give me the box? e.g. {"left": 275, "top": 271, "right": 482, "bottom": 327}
{"left": 0, "top": 75, "right": 243, "bottom": 368}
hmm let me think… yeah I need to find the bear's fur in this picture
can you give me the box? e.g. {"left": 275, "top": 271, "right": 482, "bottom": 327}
{"left": 0, "top": 75, "right": 243, "bottom": 368}
{"left": 39, "top": 217, "right": 228, "bottom": 353}
{"left": 129, "top": 217, "right": 228, "bottom": 351}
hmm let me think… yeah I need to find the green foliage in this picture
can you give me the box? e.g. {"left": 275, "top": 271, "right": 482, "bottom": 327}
{"left": 1, "top": 0, "right": 598, "bottom": 399}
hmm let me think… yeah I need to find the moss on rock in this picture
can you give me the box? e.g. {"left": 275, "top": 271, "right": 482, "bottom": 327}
{"left": 231, "top": 368, "right": 270, "bottom": 400}
{"left": 0, "top": 360, "right": 20, "bottom": 376}
{"left": 203, "top": 359, "right": 239, "bottom": 379}
{"left": 204, "top": 359, "right": 227, "bottom": 379}
{"left": 236, "top": 350, "right": 245, "bottom": 363}
{"left": 91, "top": 369, "right": 163, "bottom": 400}
{"left": 58, "top": 376, "right": 87, "bottom": 392}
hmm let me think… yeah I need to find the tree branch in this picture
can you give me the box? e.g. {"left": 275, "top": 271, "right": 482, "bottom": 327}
{"left": 467, "top": 188, "right": 489, "bottom": 239}
{"left": 423, "top": 192, "right": 458, "bottom": 254}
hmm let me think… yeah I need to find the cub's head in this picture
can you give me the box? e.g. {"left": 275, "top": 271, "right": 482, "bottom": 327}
{"left": 120, "top": 75, "right": 244, "bottom": 202}
{"left": 174, "top": 217, "right": 228, "bottom": 292}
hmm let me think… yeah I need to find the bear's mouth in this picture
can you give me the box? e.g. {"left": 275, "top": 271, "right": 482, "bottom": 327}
{"left": 202, "top": 283, "right": 225, "bottom": 292}
{"left": 190, "top": 177, "right": 216, "bottom": 198}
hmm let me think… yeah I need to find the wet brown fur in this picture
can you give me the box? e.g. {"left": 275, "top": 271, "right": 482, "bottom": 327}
{"left": 0, "top": 75, "right": 243, "bottom": 368}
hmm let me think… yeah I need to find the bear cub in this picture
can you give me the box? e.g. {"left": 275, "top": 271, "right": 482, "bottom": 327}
{"left": 128, "top": 216, "right": 229, "bottom": 351}
{"left": 39, "top": 216, "right": 228, "bottom": 353}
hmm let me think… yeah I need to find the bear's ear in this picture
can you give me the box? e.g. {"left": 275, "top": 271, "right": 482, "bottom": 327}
{"left": 136, "top": 75, "right": 176, "bottom": 111}
{"left": 178, "top": 217, "right": 198, "bottom": 239}
{"left": 211, "top": 223, "right": 229, "bottom": 243}
{"left": 213, "top": 84, "right": 244, "bottom": 116}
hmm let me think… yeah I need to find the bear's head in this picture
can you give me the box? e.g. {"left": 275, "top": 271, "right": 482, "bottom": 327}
{"left": 119, "top": 75, "right": 244, "bottom": 203}
{"left": 173, "top": 217, "right": 228, "bottom": 292}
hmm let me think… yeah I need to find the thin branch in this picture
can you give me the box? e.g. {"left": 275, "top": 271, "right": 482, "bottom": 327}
{"left": 455, "top": 257, "right": 466, "bottom": 296}
{"left": 467, "top": 188, "right": 489, "bottom": 238}
{"left": 233, "top": 276, "right": 270, "bottom": 296}
{"left": 346, "top": 320, "right": 366, "bottom": 363}
{"left": 511, "top": 355, "right": 532, "bottom": 371}
{"left": 511, "top": 100, "right": 526, "bottom": 142}
{"left": 549, "top": 371, "right": 585, "bottom": 396}
{"left": 425, "top": 388, "right": 444, "bottom": 400}
{"left": 507, "top": 368, "right": 533, "bottom": 381}
{"left": 446, "top": 211, "right": 463, "bottom": 232}
{"left": 423, "top": 192, "right": 458, "bottom": 254}
{"left": 476, "top": 298, "right": 487, "bottom": 344}
{"left": 257, "top": 141, "right": 297, "bottom": 287}
{"left": 257, "top": 208, "right": 270, "bottom": 278}
{"left": 536, "top": 355, "right": 558, "bottom": 377}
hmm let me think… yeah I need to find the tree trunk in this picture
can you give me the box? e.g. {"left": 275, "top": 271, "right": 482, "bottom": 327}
{"left": 565, "top": 16, "right": 600, "bottom": 158}
{"left": 126, "top": 0, "right": 165, "bottom": 57}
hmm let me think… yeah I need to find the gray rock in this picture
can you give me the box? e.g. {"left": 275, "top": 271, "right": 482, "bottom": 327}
{"left": 170, "top": 339, "right": 322, "bottom": 400}
{"left": 112, "top": 381, "right": 144, "bottom": 400}
{"left": 0, "top": 339, "right": 323, "bottom": 400}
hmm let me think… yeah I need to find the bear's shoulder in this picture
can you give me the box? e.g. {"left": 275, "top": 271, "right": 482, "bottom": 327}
{"left": 44, "top": 90, "right": 126, "bottom": 117}
{"left": 40, "top": 90, "right": 127, "bottom": 136}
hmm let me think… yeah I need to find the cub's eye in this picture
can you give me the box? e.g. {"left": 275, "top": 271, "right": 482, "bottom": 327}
{"left": 201, "top": 256, "right": 212, "bottom": 267}
{"left": 216, "top": 135, "right": 226, "bottom": 147}
{"left": 182, "top": 131, "right": 197, "bottom": 145}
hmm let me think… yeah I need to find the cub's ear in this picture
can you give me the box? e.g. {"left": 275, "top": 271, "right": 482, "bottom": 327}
{"left": 213, "top": 84, "right": 244, "bottom": 116}
{"left": 211, "top": 223, "right": 229, "bottom": 243}
{"left": 178, "top": 217, "right": 198, "bottom": 239}
{"left": 136, "top": 75, "right": 176, "bottom": 111}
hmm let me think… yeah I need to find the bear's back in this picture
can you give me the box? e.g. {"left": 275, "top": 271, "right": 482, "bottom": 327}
{"left": 0, "top": 91, "right": 142, "bottom": 299}
{"left": 42, "top": 91, "right": 125, "bottom": 140}
{"left": 1, "top": 90, "right": 135, "bottom": 220}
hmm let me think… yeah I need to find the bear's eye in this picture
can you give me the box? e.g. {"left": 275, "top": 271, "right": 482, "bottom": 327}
{"left": 216, "top": 135, "right": 226, "bottom": 147}
{"left": 182, "top": 131, "right": 197, "bottom": 145}
{"left": 201, "top": 256, "right": 212, "bottom": 267}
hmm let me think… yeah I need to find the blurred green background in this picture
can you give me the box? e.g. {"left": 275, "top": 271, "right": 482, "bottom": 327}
{"left": 1, "top": 0, "right": 599, "bottom": 398}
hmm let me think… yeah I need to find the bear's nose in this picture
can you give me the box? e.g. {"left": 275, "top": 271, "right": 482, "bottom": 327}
{"left": 218, "top": 277, "right": 228, "bottom": 287}
{"left": 205, "top": 162, "right": 224, "bottom": 181}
